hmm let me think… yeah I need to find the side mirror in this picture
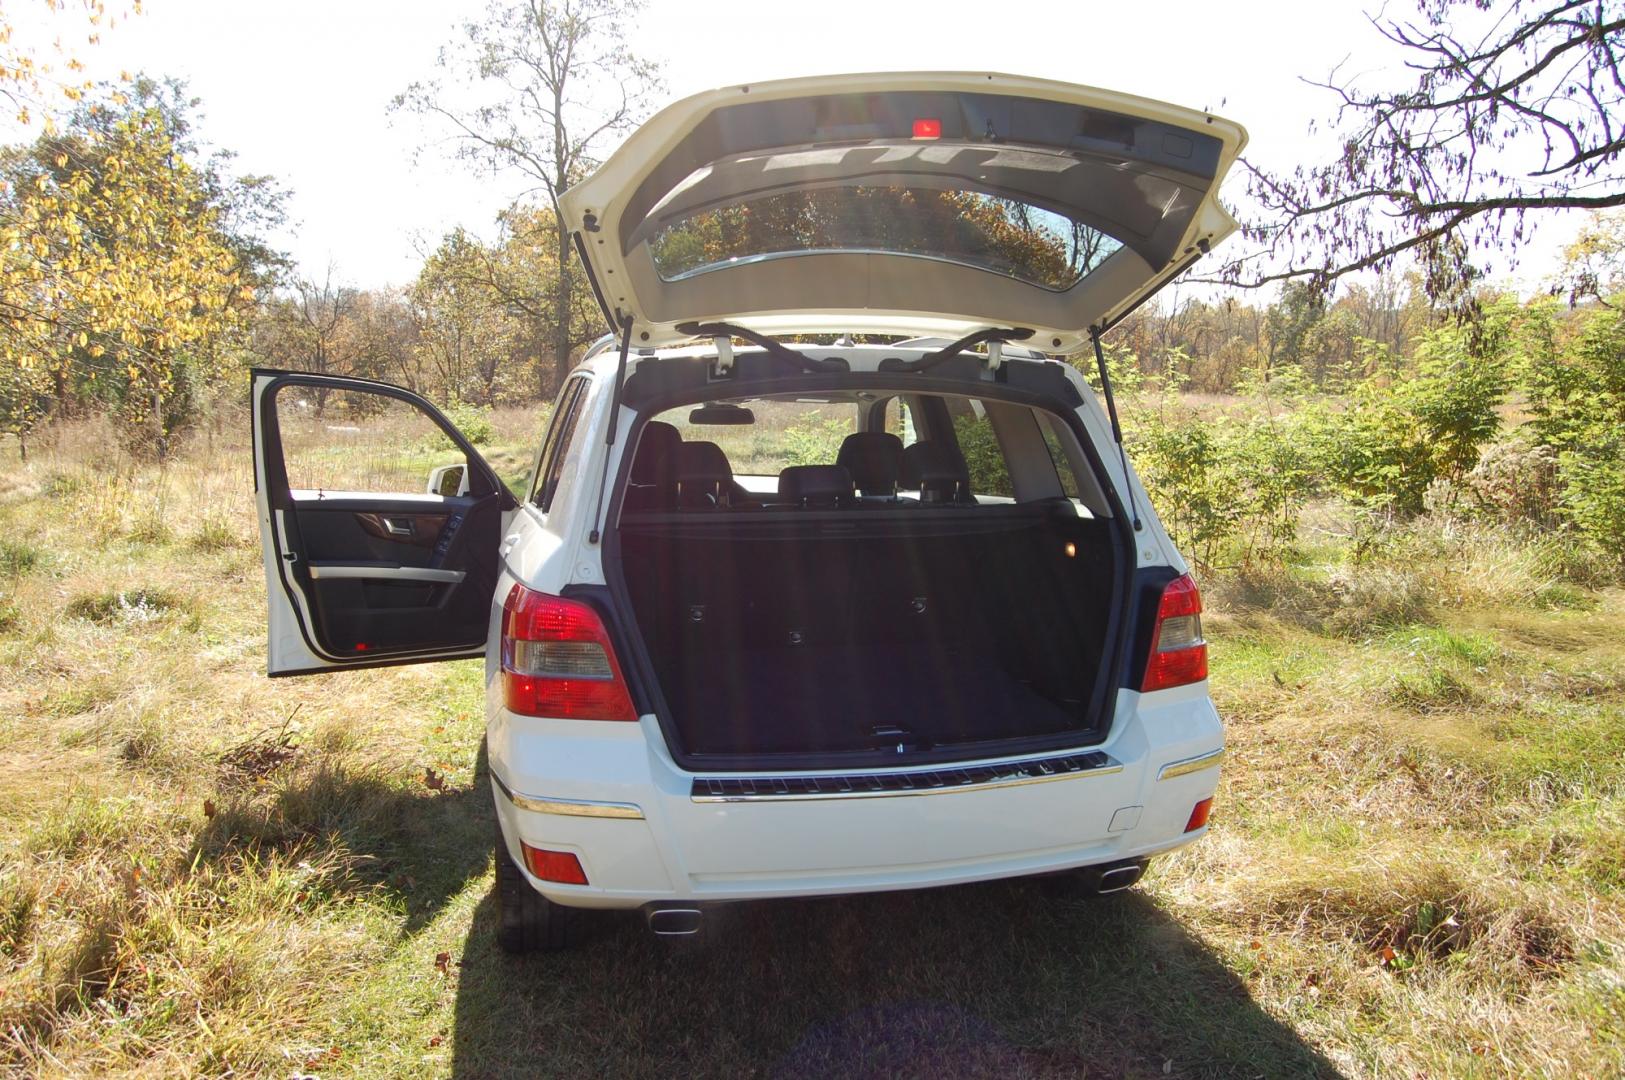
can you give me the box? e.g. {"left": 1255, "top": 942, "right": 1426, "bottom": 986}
{"left": 427, "top": 463, "right": 469, "bottom": 497}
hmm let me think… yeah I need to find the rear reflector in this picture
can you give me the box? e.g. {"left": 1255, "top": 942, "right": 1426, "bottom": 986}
{"left": 912, "top": 117, "right": 942, "bottom": 138}
{"left": 501, "top": 585, "right": 637, "bottom": 721}
{"left": 521, "top": 843, "right": 589, "bottom": 885}
{"left": 1185, "top": 797, "right": 1214, "bottom": 833}
{"left": 1141, "top": 573, "right": 1208, "bottom": 692}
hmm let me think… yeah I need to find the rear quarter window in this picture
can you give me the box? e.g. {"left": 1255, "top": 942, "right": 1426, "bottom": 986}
{"left": 531, "top": 377, "right": 590, "bottom": 511}
{"left": 946, "top": 398, "right": 1015, "bottom": 499}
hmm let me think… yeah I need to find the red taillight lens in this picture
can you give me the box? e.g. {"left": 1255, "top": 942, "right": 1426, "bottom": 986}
{"left": 1185, "top": 797, "right": 1214, "bottom": 833}
{"left": 521, "top": 843, "right": 589, "bottom": 885}
{"left": 501, "top": 585, "right": 636, "bottom": 721}
{"left": 912, "top": 117, "right": 942, "bottom": 138}
{"left": 1141, "top": 573, "right": 1208, "bottom": 692}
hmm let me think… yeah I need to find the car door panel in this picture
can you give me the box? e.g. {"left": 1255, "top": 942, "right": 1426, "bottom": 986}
{"left": 252, "top": 369, "right": 518, "bottom": 675}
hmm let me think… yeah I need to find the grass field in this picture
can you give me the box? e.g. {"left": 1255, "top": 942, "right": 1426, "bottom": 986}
{"left": 0, "top": 409, "right": 1622, "bottom": 1078}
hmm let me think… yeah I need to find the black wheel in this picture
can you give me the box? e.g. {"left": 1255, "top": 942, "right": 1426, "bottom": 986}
{"left": 495, "top": 822, "right": 572, "bottom": 953}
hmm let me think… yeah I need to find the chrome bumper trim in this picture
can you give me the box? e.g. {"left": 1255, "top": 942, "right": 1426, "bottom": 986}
{"left": 690, "top": 750, "right": 1121, "bottom": 804}
{"left": 1156, "top": 747, "right": 1225, "bottom": 781}
{"left": 490, "top": 772, "right": 644, "bottom": 819}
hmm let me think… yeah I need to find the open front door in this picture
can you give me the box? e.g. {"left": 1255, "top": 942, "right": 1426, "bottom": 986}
{"left": 252, "top": 369, "right": 517, "bottom": 676}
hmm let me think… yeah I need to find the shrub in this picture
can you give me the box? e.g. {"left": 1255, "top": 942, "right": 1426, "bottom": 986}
{"left": 1520, "top": 302, "right": 1625, "bottom": 565}
{"left": 781, "top": 414, "right": 849, "bottom": 468}
{"left": 0, "top": 539, "right": 40, "bottom": 576}
{"left": 440, "top": 400, "right": 495, "bottom": 446}
{"left": 1462, "top": 434, "right": 1561, "bottom": 525}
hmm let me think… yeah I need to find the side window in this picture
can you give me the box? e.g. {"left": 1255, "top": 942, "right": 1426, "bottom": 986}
{"left": 880, "top": 397, "right": 919, "bottom": 448}
{"left": 531, "top": 378, "right": 589, "bottom": 511}
{"left": 947, "top": 398, "right": 1015, "bottom": 498}
{"left": 275, "top": 387, "right": 468, "bottom": 495}
{"left": 1040, "top": 414, "right": 1085, "bottom": 501}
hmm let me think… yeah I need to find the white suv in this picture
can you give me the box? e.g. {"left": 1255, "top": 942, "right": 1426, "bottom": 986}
{"left": 252, "top": 72, "right": 1242, "bottom": 951}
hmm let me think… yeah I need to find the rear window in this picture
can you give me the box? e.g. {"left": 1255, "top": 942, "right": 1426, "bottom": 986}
{"left": 625, "top": 391, "right": 1091, "bottom": 511}
{"left": 648, "top": 185, "right": 1123, "bottom": 291}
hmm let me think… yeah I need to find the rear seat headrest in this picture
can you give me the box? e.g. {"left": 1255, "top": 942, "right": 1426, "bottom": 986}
{"left": 630, "top": 421, "right": 681, "bottom": 484}
{"left": 902, "top": 441, "right": 973, "bottom": 503}
{"left": 676, "top": 441, "right": 735, "bottom": 507}
{"left": 777, "top": 464, "right": 855, "bottom": 508}
{"left": 836, "top": 432, "right": 905, "bottom": 496}
{"left": 676, "top": 440, "right": 733, "bottom": 481}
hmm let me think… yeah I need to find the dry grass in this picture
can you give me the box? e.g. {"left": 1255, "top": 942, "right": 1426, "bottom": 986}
{"left": 0, "top": 412, "right": 1621, "bottom": 1078}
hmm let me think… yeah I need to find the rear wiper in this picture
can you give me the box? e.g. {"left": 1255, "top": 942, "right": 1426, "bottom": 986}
{"left": 674, "top": 321, "right": 844, "bottom": 374}
{"left": 884, "top": 326, "right": 1034, "bottom": 373}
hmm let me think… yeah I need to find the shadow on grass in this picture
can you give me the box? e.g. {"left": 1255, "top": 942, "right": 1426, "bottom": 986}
{"left": 447, "top": 876, "right": 1346, "bottom": 1079}
{"left": 191, "top": 744, "right": 496, "bottom": 937}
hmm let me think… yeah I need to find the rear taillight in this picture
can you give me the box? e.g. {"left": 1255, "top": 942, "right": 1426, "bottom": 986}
{"left": 501, "top": 585, "right": 636, "bottom": 721}
{"left": 1141, "top": 573, "right": 1208, "bottom": 692}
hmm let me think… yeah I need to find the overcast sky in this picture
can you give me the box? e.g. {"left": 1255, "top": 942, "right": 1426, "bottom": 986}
{"left": 7, "top": 0, "right": 1584, "bottom": 294}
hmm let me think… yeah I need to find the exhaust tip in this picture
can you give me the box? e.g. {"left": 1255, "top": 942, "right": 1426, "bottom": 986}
{"left": 1097, "top": 863, "right": 1144, "bottom": 894}
{"left": 645, "top": 906, "right": 704, "bottom": 936}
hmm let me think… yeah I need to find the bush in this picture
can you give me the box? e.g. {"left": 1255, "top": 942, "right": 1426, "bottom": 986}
{"left": 1520, "top": 302, "right": 1625, "bottom": 565}
{"left": 440, "top": 400, "right": 495, "bottom": 446}
{"left": 0, "top": 539, "right": 40, "bottom": 576}
{"left": 781, "top": 414, "right": 849, "bottom": 467}
{"left": 1462, "top": 434, "right": 1561, "bottom": 525}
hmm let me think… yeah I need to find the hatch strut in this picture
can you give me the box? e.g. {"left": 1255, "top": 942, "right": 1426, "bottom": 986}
{"left": 1090, "top": 327, "right": 1143, "bottom": 533}
{"left": 587, "top": 315, "right": 634, "bottom": 545}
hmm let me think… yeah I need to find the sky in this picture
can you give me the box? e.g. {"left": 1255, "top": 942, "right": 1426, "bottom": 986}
{"left": 6, "top": 0, "right": 1587, "bottom": 294}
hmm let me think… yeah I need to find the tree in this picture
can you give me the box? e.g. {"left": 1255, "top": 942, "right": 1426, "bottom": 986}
{"left": 1216, "top": 0, "right": 1625, "bottom": 300}
{"left": 411, "top": 228, "right": 521, "bottom": 406}
{"left": 1556, "top": 208, "right": 1625, "bottom": 304}
{"left": 396, "top": 0, "right": 662, "bottom": 394}
{"left": 1, "top": 78, "right": 282, "bottom": 457}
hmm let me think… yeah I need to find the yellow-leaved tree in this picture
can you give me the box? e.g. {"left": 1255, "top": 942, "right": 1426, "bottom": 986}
{"left": 1, "top": 77, "right": 283, "bottom": 457}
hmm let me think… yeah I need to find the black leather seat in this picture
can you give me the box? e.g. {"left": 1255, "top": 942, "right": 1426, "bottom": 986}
{"left": 676, "top": 441, "right": 756, "bottom": 508}
{"left": 623, "top": 421, "right": 681, "bottom": 512}
{"left": 777, "top": 464, "right": 855, "bottom": 508}
{"left": 836, "top": 432, "right": 905, "bottom": 497}
{"left": 901, "top": 441, "right": 974, "bottom": 503}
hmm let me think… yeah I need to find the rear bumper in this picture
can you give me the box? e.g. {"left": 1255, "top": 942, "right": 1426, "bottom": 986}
{"left": 489, "top": 684, "right": 1222, "bottom": 909}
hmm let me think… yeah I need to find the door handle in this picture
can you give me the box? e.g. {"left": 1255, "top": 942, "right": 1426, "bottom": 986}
{"left": 501, "top": 532, "right": 521, "bottom": 555}
{"left": 382, "top": 517, "right": 415, "bottom": 536}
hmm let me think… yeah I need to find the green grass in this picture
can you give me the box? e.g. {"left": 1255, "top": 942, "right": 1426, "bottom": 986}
{"left": 0, "top": 416, "right": 1622, "bottom": 1077}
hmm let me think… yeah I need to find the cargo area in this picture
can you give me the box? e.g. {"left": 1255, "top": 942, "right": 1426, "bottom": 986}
{"left": 617, "top": 504, "right": 1122, "bottom": 766}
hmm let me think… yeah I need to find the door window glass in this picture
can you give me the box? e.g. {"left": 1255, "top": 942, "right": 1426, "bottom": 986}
{"left": 275, "top": 387, "right": 467, "bottom": 496}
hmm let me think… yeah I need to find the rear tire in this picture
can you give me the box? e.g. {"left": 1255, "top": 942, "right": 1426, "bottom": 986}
{"left": 495, "top": 822, "right": 572, "bottom": 953}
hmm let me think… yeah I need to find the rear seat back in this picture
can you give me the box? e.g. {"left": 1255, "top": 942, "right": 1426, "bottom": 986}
{"left": 836, "top": 432, "right": 905, "bottom": 497}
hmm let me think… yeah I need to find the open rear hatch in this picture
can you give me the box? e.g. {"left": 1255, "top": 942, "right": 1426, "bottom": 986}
{"left": 560, "top": 71, "right": 1247, "bottom": 353}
